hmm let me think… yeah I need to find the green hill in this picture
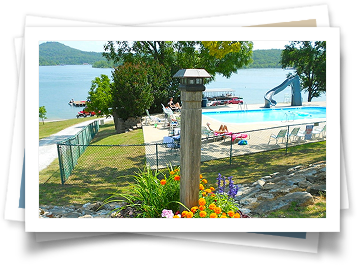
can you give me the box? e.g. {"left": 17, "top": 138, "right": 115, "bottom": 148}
{"left": 39, "top": 42, "right": 283, "bottom": 69}
{"left": 39, "top": 42, "right": 105, "bottom": 66}
{"left": 247, "top": 49, "right": 283, "bottom": 68}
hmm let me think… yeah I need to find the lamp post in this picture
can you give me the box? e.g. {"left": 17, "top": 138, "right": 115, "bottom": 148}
{"left": 173, "top": 69, "right": 212, "bottom": 210}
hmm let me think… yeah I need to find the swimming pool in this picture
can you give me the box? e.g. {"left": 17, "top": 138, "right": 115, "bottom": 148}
{"left": 202, "top": 107, "right": 326, "bottom": 124}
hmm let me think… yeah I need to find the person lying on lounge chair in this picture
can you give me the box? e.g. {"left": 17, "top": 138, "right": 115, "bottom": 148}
{"left": 168, "top": 97, "right": 181, "bottom": 110}
{"left": 206, "top": 123, "right": 228, "bottom": 134}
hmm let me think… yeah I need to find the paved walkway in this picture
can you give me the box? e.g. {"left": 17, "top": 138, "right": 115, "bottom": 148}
{"left": 38, "top": 117, "right": 113, "bottom": 171}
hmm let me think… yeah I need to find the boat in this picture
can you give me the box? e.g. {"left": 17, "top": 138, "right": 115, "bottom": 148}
{"left": 69, "top": 99, "right": 87, "bottom": 107}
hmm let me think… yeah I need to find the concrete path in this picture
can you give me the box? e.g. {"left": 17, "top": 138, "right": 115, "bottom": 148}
{"left": 39, "top": 117, "right": 113, "bottom": 171}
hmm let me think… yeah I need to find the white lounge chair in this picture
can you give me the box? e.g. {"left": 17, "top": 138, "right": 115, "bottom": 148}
{"left": 144, "top": 109, "right": 165, "bottom": 126}
{"left": 296, "top": 125, "right": 314, "bottom": 141}
{"left": 268, "top": 129, "right": 287, "bottom": 144}
{"left": 288, "top": 127, "right": 300, "bottom": 141}
{"left": 312, "top": 125, "right": 326, "bottom": 138}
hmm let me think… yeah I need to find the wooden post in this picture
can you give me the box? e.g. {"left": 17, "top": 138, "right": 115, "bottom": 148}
{"left": 173, "top": 69, "right": 211, "bottom": 211}
{"left": 180, "top": 91, "right": 202, "bottom": 209}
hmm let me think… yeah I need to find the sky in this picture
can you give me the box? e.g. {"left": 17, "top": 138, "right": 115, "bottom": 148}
{"left": 40, "top": 40, "right": 290, "bottom": 52}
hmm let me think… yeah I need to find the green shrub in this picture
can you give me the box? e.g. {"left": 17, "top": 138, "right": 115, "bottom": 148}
{"left": 103, "top": 166, "right": 180, "bottom": 218}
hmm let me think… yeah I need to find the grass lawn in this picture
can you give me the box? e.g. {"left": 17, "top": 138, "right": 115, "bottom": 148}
{"left": 39, "top": 121, "right": 326, "bottom": 217}
{"left": 39, "top": 116, "right": 98, "bottom": 139}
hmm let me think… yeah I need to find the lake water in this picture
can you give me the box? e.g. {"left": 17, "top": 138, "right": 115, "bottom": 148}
{"left": 39, "top": 65, "right": 113, "bottom": 120}
{"left": 206, "top": 68, "right": 326, "bottom": 104}
{"left": 39, "top": 66, "right": 326, "bottom": 121}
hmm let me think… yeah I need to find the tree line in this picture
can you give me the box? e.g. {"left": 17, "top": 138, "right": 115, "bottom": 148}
{"left": 39, "top": 42, "right": 106, "bottom": 66}
{"left": 39, "top": 42, "right": 283, "bottom": 68}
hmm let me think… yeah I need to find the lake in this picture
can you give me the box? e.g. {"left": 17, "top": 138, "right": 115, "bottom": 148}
{"left": 39, "top": 65, "right": 113, "bottom": 120}
{"left": 39, "top": 66, "right": 326, "bottom": 121}
{"left": 206, "top": 68, "right": 326, "bottom": 104}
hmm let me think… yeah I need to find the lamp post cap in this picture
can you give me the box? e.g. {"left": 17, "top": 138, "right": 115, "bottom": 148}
{"left": 173, "top": 69, "right": 211, "bottom": 78}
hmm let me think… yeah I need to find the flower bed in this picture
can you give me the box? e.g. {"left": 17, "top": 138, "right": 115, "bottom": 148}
{"left": 162, "top": 172, "right": 250, "bottom": 218}
{"left": 103, "top": 166, "right": 250, "bottom": 218}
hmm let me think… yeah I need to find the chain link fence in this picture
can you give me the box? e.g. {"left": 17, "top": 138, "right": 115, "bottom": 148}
{"left": 57, "top": 120, "right": 99, "bottom": 184}
{"left": 55, "top": 120, "right": 326, "bottom": 185}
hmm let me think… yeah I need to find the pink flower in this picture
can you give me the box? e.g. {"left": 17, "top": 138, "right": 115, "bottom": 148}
{"left": 161, "top": 209, "right": 174, "bottom": 218}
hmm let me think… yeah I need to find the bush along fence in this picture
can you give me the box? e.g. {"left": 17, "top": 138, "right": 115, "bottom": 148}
{"left": 56, "top": 120, "right": 326, "bottom": 185}
{"left": 57, "top": 120, "right": 99, "bottom": 184}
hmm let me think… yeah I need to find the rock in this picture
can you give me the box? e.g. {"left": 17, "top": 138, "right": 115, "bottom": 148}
{"left": 79, "top": 215, "right": 93, "bottom": 218}
{"left": 233, "top": 162, "right": 325, "bottom": 217}
{"left": 253, "top": 192, "right": 314, "bottom": 215}
{"left": 65, "top": 212, "right": 82, "bottom": 218}
{"left": 307, "top": 184, "right": 326, "bottom": 195}
{"left": 256, "top": 193, "right": 275, "bottom": 201}
{"left": 39, "top": 201, "right": 123, "bottom": 218}
{"left": 298, "top": 180, "right": 312, "bottom": 189}
{"left": 252, "top": 179, "right": 266, "bottom": 187}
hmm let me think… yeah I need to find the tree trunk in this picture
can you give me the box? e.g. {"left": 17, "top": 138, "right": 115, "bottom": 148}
{"left": 113, "top": 111, "right": 119, "bottom": 132}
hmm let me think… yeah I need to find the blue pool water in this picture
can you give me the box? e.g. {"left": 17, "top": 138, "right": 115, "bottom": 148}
{"left": 203, "top": 107, "right": 326, "bottom": 124}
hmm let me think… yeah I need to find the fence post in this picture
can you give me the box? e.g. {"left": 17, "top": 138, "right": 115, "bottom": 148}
{"left": 285, "top": 125, "right": 290, "bottom": 155}
{"left": 156, "top": 143, "right": 159, "bottom": 170}
{"left": 229, "top": 135, "right": 233, "bottom": 165}
{"left": 57, "top": 144, "right": 65, "bottom": 185}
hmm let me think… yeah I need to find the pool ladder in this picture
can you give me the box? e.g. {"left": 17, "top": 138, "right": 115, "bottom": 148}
{"left": 238, "top": 102, "right": 248, "bottom": 111}
{"left": 282, "top": 111, "right": 296, "bottom": 122}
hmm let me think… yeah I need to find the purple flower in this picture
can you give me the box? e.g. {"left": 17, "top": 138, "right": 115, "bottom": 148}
{"left": 227, "top": 176, "right": 239, "bottom": 198}
{"left": 217, "top": 173, "right": 225, "bottom": 193}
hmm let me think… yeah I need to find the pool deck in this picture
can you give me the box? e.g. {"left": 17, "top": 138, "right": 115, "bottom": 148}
{"left": 142, "top": 101, "right": 326, "bottom": 144}
{"left": 142, "top": 101, "right": 326, "bottom": 169}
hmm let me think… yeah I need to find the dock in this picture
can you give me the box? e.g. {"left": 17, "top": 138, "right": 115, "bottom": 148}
{"left": 69, "top": 100, "right": 87, "bottom": 107}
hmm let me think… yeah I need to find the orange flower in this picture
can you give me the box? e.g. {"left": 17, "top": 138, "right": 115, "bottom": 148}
{"left": 181, "top": 211, "right": 188, "bottom": 217}
{"left": 210, "top": 213, "right": 217, "bottom": 218}
{"left": 198, "top": 205, "right": 206, "bottom": 211}
{"left": 220, "top": 215, "right": 227, "bottom": 218}
{"left": 173, "top": 215, "right": 181, "bottom": 218}
{"left": 201, "top": 179, "right": 207, "bottom": 184}
{"left": 233, "top": 212, "right": 241, "bottom": 218}
{"left": 214, "top": 207, "right": 222, "bottom": 214}
{"left": 205, "top": 188, "right": 212, "bottom": 193}
{"left": 227, "top": 211, "right": 234, "bottom": 217}
{"left": 199, "top": 184, "right": 204, "bottom": 190}
{"left": 191, "top": 206, "right": 198, "bottom": 213}
{"left": 202, "top": 192, "right": 207, "bottom": 197}
{"left": 210, "top": 187, "right": 215, "bottom": 191}
{"left": 160, "top": 179, "right": 166, "bottom": 185}
{"left": 221, "top": 212, "right": 227, "bottom": 217}
{"left": 170, "top": 171, "right": 175, "bottom": 175}
{"left": 209, "top": 203, "right": 216, "bottom": 210}
{"left": 186, "top": 211, "right": 193, "bottom": 218}
{"left": 174, "top": 175, "right": 180, "bottom": 181}
{"left": 198, "top": 198, "right": 206, "bottom": 206}
{"left": 200, "top": 174, "right": 203, "bottom": 179}
{"left": 199, "top": 211, "right": 207, "bottom": 217}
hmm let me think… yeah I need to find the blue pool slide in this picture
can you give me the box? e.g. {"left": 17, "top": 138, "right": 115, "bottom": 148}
{"left": 264, "top": 75, "right": 302, "bottom": 108}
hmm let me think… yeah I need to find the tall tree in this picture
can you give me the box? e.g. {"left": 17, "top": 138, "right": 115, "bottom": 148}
{"left": 87, "top": 74, "right": 113, "bottom": 117}
{"left": 103, "top": 41, "right": 253, "bottom": 112}
{"left": 111, "top": 62, "right": 155, "bottom": 129}
{"left": 281, "top": 41, "right": 326, "bottom": 102}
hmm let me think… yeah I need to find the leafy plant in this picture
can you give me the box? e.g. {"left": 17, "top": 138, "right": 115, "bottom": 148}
{"left": 103, "top": 164, "right": 246, "bottom": 218}
{"left": 39, "top": 106, "right": 47, "bottom": 125}
{"left": 103, "top": 166, "right": 180, "bottom": 218}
